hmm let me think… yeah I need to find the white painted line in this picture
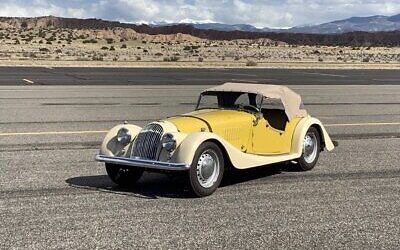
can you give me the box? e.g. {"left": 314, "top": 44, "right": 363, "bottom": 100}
{"left": 44, "top": 66, "right": 54, "bottom": 69}
{"left": 22, "top": 79, "right": 35, "bottom": 84}
{"left": 301, "top": 72, "right": 347, "bottom": 78}
{"left": 373, "top": 79, "right": 399, "bottom": 82}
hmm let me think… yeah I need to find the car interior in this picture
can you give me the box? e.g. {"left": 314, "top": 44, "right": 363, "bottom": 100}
{"left": 261, "top": 108, "right": 289, "bottom": 131}
{"left": 260, "top": 97, "right": 289, "bottom": 131}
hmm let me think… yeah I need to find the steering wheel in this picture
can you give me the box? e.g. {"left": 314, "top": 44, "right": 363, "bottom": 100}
{"left": 242, "top": 105, "right": 260, "bottom": 113}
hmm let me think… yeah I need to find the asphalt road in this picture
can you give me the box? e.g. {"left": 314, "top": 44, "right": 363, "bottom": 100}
{"left": 1, "top": 71, "right": 400, "bottom": 249}
{"left": 0, "top": 67, "right": 399, "bottom": 85}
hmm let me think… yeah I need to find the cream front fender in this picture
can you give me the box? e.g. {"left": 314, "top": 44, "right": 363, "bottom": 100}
{"left": 100, "top": 124, "right": 142, "bottom": 157}
{"left": 291, "top": 116, "right": 335, "bottom": 155}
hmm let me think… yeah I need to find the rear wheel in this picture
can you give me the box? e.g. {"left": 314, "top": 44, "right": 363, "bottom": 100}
{"left": 297, "top": 127, "right": 321, "bottom": 171}
{"left": 105, "top": 163, "right": 144, "bottom": 187}
{"left": 188, "top": 142, "right": 224, "bottom": 197}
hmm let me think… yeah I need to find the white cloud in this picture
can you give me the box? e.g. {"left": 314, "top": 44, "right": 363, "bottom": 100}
{"left": 0, "top": 0, "right": 399, "bottom": 28}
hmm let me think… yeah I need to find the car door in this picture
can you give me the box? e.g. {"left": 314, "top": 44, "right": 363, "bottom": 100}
{"left": 251, "top": 116, "right": 287, "bottom": 154}
{"left": 250, "top": 98, "right": 292, "bottom": 155}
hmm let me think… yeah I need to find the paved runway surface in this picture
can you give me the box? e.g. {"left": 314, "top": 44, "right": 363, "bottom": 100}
{"left": 0, "top": 67, "right": 399, "bottom": 85}
{"left": 1, "top": 69, "right": 400, "bottom": 249}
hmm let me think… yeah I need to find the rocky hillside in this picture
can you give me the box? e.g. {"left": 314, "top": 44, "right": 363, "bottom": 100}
{"left": 0, "top": 16, "right": 399, "bottom": 46}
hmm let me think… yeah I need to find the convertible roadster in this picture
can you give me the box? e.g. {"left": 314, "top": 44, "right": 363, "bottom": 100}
{"left": 96, "top": 82, "right": 336, "bottom": 196}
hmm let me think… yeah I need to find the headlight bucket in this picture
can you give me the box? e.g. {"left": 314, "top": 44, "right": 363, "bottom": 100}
{"left": 117, "top": 127, "right": 131, "bottom": 145}
{"left": 162, "top": 133, "right": 176, "bottom": 152}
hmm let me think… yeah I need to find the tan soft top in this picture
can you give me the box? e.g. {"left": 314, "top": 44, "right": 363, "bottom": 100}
{"left": 203, "top": 82, "right": 308, "bottom": 120}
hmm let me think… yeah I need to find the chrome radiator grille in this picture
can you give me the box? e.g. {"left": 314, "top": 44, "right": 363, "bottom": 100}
{"left": 132, "top": 123, "right": 163, "bottom": 160}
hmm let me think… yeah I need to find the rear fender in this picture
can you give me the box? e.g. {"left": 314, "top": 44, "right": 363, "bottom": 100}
{"left": 291, "top": 117, "right": 335, "bottom": 155}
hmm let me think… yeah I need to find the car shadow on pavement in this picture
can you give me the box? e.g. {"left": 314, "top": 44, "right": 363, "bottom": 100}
{"left": 66, "top": 163, "right": 300, "bottom": 199}
{"left": 66, "top": 172, "right": 191, "bottom": 199}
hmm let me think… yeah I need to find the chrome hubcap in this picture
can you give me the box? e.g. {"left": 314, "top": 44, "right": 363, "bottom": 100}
{"left": 196, "top": 149, "right": 220, "bottom": 188}
{"left": 303, "top": 132, "right": 318, "bottom": 164}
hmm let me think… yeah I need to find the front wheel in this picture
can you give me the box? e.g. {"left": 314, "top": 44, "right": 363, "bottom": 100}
{"left": 188, "top": 142, "right": 224, "bottom": 197}
{"left": 297, "top": 127, "right": 321, "bottom": 171}
{"left": 105, "top": 163, "right": 144, "bottom": 187}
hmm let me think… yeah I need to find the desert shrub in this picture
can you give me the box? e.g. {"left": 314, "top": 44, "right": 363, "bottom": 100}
{"left": 106, "top": 38, "right": 114, "bottom": 44}
{"left": 21, "top": 21, "right": 28, "bottom": 29}
{"left": 83, "top": 39, "right": 97, "bottom": 44}
{"left": 362, "top": 57, "right": 370, "bottom": 62}
{"left": 55, "top": 49, "right": 62, "bottom": 53}
{"left": 163, "top": 56, "right": 180, "bottom": 62}
{"left": 183, "top": 46, "right": 191, "bottom": 51}
{"left": 101, "top": 46, "right": 108, "bottom": 50}
{"left": 318, "top": 57, "right": 324, "bottom": 62}
{"left": 136, "top": 56, "right": 141, "bottom": 61}
{"left": 154, "top": 52, "right": 163, "bottom": 57}
{"left": 198, "top": 57, "right": 204, "bottom": 62}
{"left": 143, "top": 49, "right": 148, "bottom": 53}
{"left": 109, "top": 46, "right": 115, "bottom": 51}
{"left": 121, "top": 44, "right": 127, "bottom": 49}
{"left": 23, "top": 52, "right": 36, "bottom": 58}
{"left": 46, "top": 41, "right": 52, "bottom": 45}
{"left": 246, "top": 60, "right": 257, "bottom": 66}
{"left": 92, "top": 55, "right": 103, "bottom": 61}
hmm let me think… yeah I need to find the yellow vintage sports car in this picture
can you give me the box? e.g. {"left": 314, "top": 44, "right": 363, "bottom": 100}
{"left": 95, "top": 82, "right": 336, "bottom": 197}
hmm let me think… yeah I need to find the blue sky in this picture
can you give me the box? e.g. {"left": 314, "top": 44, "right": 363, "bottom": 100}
{"left": 0, "top": 0, "right": 399, "bottom": 28}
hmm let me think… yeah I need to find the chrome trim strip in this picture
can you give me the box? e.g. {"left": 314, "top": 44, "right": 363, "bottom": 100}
{"left": 95, "top": 155, "right": 190, "bottom": 171}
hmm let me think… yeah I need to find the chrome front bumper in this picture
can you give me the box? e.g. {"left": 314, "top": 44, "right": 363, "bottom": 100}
{"left": 95, "top": 155, "right": 190, "bottom": 171}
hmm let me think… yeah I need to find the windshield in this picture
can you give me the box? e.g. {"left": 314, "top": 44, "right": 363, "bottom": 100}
{"left": 196, "top": 91, "right": 262, "bottom": 112}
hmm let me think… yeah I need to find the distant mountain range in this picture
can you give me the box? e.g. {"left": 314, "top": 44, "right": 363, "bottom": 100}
{"left": 155, "top": 14, "right": 400, "bottom": 34}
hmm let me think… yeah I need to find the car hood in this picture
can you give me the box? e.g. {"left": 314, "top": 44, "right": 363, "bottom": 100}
{"left": 165, "top": 109, "right": 254, "bottom": 134}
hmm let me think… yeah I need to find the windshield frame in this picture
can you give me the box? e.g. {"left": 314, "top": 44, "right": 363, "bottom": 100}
{"left": 195, "top": 91, "right": 263, "bottom": 114}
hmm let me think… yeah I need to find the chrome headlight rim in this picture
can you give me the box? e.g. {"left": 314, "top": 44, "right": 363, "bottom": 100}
{"left": 162, "top": 133, "right": 176, "bottom": 152}
{"left": 117, "top": 127, "right": 132, "bottom": 145}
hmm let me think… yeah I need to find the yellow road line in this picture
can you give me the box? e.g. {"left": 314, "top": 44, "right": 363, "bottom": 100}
{"left": 325, "top": 122, "right": 400, "bottom": 127}
{"left": 0, "top": 122, "right": 399, "bottom": 137}
{"left": 0, "top": 130, "right": 108, "bottom": 136}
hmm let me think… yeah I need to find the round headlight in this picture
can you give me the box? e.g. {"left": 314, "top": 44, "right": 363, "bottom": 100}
{"left": 117, "top": 127, "right": 131, "bottom": 145}
{"left": 162, "top": 133, "right": 176, "bottom": 152}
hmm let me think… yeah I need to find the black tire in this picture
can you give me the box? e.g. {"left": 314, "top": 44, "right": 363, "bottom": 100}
{"left": 188, "top": 142, "right": 224, "bottom": 197}
{"left": 105, "top": 163, "right": 144, "bottom": 187}
{"left": 297, "top": 127, "right": 321, "bottom": 171}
